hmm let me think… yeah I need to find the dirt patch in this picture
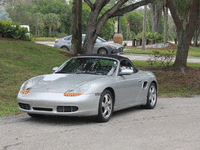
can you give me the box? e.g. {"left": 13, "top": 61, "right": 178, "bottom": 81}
{"left": 137, "top": 66, "right": 200, "bottom": 97}
{"left": 0, "top": 37, "right": 25, "bottom": 42}
{"left": 60, "top": 52, "right": 75, "bottom": 58}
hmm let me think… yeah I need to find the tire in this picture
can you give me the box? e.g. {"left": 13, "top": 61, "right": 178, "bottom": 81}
{"left": 96, "top": 90, "right": 113, "bottom": 122}
{"left": 98, "top": 48, "right": 108, "bottom": 54}
{"left": 141, "top": 82, "right": 157, "bottom": 109}
{"left": 28, "top": 113, "right": 44, "bottom": 118}
{"left": 61, "top": 46, "right": 69, "bottom": 51}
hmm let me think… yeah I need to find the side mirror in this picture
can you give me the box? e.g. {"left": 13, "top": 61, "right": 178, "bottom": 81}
{"left": 119, "top": 68, "right": 133, "bottom": 75}
{"left": 52, "top": 67, "right": 59, "bottom": 72}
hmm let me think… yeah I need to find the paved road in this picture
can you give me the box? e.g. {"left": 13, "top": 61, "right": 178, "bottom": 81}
{"left": 36, "top": 41, "right": 200, "bottom": 63}
{"left": 1, "top": 96, "right": 200, "bottom": 150}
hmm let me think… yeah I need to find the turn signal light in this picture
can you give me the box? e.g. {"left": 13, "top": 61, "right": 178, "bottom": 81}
{"left": 64, "top": 93, "right": 81, "bottom": 97}
{"left": 55, "top": 40, "right": 58, "bottom": 43}
{"left": 20, "top": 90, "right": 30, "bottom": 94}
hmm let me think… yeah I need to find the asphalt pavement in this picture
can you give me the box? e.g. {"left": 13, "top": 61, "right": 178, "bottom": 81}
{"left": 1, "top": 96, "right": 200, "bottom": 150}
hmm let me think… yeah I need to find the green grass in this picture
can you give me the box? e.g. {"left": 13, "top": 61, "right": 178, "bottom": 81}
{"left": 35, "top": 37, "right": 58, "bottom": 41}
{"left": 125, "top": 46, "right": 200, "bottom": 57}
{"left": 0, "top": 39, "right": 67, "bottom": 117}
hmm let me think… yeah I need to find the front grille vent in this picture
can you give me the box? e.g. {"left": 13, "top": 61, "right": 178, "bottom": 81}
{"left": 33, "top": 107, "right": 53, "bottom": 111}
{"left": 18, "top": 103, "right": 31, "bottom": 110}
{"left": 57, "top": 106, "right": 78, "bottom": 112}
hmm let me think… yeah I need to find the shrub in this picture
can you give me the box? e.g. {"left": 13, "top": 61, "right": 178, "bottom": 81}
{"left": 0, "top": 20, "right": 34, "bottom": 41}
{"left": 135, "top": 32, "right": 163, "bottom": 43}
{"left": 147, "top": 50, "right": 175, "bottom": 67}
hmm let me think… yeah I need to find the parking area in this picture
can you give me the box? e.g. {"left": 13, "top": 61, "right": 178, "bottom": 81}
{"left": 1, "top": 96, "right": 200, "bottom": 150}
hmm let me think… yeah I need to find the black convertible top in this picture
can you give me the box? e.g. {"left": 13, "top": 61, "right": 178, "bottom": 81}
{"left": 78, "top": 54, "right": 130, "bottom": 61}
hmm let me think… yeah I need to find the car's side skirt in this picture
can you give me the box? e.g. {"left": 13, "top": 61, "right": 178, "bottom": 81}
{"left": 113, "top": 99, "right": 146, "bottom": 112}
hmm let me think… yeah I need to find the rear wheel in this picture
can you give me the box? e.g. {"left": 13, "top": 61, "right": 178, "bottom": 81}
{"left": 98, "top": 48, "right": 108, "bottom": 54}
{"left": 141, "top": 83, "right": 157, "bottom": 109}
{"left": 96, "top": 90, "right": 113, "bottom": 122}
{"left": 61, "top": 46, "right": 69, "bottom": 51}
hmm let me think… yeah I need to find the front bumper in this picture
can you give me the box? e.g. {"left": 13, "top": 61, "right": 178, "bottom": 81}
{"left": 108, "top": 47, "right": 124, "bottom": 54}
{"left": 17, "top": 92, "right": 100, "bottom": 117}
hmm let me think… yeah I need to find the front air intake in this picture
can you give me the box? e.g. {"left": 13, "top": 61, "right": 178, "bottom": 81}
{"left": 57, "top": 106, "right": 78, "bottom": 112}
{"left": 18, "top": 103, "right": 31, "bottom": 110}
{"left": 33, "top": 107, "right": 53, "bottom": 111}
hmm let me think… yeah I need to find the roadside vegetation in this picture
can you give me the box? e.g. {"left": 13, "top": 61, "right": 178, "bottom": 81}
{"left": 35, "top": 37, "right": 58, "bottom": 41}
{"left": 125, "top": 44, "right": 200, "bottom": 57}
{"left": 0, "top": 38, "right": 199, "bottom": 117}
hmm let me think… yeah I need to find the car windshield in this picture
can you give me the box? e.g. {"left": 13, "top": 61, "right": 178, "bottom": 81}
{"left": 96, "top": 37, "right": 107, "bottom": 43}
{"left": 56, "top": 58, "right": 118, "bottom": 76}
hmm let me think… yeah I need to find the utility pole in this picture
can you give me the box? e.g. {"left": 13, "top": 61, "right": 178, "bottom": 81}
{"left": 142, "top": 5, "right": 147, "bottom": 50}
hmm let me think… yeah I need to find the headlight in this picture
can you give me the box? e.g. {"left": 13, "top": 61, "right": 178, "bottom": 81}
{"left": 108, "top": 45, "right": 117, "bottom": 49}
{"left": 64, "top": 83, "right": 91, "bottom": 97}
{"left": 20, "top": 79, "right": 34, "bottom": 94}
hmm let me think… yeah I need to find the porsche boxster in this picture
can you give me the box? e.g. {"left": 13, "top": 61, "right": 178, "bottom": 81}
{"left": 17, "top": 54, "right": 157, "bottom": 122}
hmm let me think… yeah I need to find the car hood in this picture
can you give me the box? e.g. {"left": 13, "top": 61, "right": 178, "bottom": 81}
{"left": 30, "top": 74, "right": 105, "bottom": 93}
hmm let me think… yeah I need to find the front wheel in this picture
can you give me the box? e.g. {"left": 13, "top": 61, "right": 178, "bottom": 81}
{"left": 141, "top": 83, "right": 157, "bottom": 109}
{"left": 98, "top": 49, "right": 108, "bottom": 54}
{"left": 96, "top": 90, "right": 113, "bottom": 122}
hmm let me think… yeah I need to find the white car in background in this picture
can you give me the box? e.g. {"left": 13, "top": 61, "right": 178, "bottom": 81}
{"left": 54, "top": 34, "right": 124, "bottom": 54}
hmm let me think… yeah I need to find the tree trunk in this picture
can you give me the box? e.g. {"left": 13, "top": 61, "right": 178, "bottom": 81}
{"left": 72, "top": 0, "right": 82, "bottom": 55}
{"left": 82, "top": 12, "right": 98, "bottom": 54}
{"left": 38, "top": 29, "right": 40, "bottom": 37}
{"left": 173, "top": 31, "right": 191, "bottom": 67}
{"left": 168, "top": 0, "right": 199, "bottom": 68}
{"left": 142, "top": 5, "right": 147, "bottom": 50}
{"left": 194, "top": 29, "right": 198, "bottom": 47}
{"left": 83, "top": 24, "right": 100, "bottom": 54}
{"left": 163, "top": 6, "right": 168, "bottom": 44}
{"left": 49, "top": 26, "right": 52, "bottom": 37}
{"left": 150, "top": 3, "right": 163, "bottom": 33}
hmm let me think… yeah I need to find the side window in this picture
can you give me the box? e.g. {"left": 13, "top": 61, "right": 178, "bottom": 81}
{"left": 120, "top": 60, "right": 134, "bottom": 71}
{"left": 64, "top": 36, "right": 72, "bottom": 41}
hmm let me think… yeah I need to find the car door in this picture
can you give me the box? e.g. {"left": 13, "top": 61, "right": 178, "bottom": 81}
{"left": 114, "top": 60, "right": 142, "bottom": 106}
{"left": 64, "top": 36, "right": 72, "bottom": 50}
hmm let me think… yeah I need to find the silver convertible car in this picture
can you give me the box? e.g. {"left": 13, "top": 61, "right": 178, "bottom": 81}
{"left": 17, "top": 55, "right": 157, "bottom": 122}
{"left": 54, "top": 34, "right": 124, "bottom": 54}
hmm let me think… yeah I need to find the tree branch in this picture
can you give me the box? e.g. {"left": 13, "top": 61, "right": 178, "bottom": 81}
{"left": 167, "top": 0, "right": 182, "bottom": 31}
{"left": 96, "top": 0, "right": 129, "bottom": 35}
{"left": 94, "top": 0, "right": 110, "bottom": 13}
{"left": 110, "top": 0, "right": 155, "bottom": 18}
{"left": 84, "top": 0, "right": 95, "bottom": 11}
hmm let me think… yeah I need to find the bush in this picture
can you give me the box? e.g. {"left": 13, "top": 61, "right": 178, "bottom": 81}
{"left": 0, "top": 20, "right": 34, "bottom": 41}
{"left": 147, "top": 50, "right": 175, "bottom": 67}
{"left": 135, "top": 32, "right": 163, "bottom": 43}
